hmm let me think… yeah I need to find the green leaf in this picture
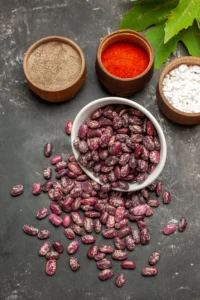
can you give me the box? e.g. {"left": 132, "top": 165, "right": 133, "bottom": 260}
{"left": 145, "top": 23, "right": 180, "bottom": 69}
{"left": 119, "top": 0, "right": 178, "bottom": 32}
{"left": 180, "top": 24, "right": 200, "bottom": 56}
{"left": 164, "top": 0, "right": 200, "bottom": 43}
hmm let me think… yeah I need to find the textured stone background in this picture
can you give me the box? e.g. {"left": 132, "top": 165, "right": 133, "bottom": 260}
{"left": 0, "top": 1, "right": 200, "bottom": 299}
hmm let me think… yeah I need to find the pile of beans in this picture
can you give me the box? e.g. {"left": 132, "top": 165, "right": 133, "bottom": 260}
{"left": 73, "top": 104, "right": 161, "bottom": 190}
{"left": 10, "top": 120, "right": 187, "bottom": 287}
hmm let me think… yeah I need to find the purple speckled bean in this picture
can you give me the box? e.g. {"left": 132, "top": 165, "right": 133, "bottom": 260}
{"left": 99, "top": 269, "right": 114, "bottom": 281}
{"left": 94, "top": 252, "right": 106, "bottom": 261}
{"left": 114, "top": 237, "right": 126, "bottom": 250}
{"left": 38, "top": 242, "right": 51, "bottom": 256}
{"left": 55, "top": 161, "right": 68, "bottom": 171}
{"left": 149, "top": 252, "right": 160, "bottom": 265}
{"left": 11, "top": 184, "right": 24, "bottom": 196}
{"left": 79, "top": 124, "right": 88, "bottom": 139}
{"left": 56, "top": 169, "right": 68, "bottom": 179}
{"left": 118, "top": 226, "right": 132, "bottom": 238}
{"left": 97, "top": 258, "right": 112, "bottom": 270}
{"left": 37, "top": 230, "right": 51, "bottom": 240}
{"left": 85, "top": 211, "right": 101, "bottom": 218}
{"left": 81, "top": 235, "right": 96, "bottom": 244}
{"left": 42, "top": 180, "right": 53, "bottom": 192}
{"left": 53, "top": 240, "right": 64, "bottom": 253}
{"left": 44, "top": 143, "right": 53, "bottom": 157}
{"left": 137, "top": 220, "right": 147, "bottom": 231}
{"left": 163, "top": 224, "right": 176, "bottom": 235}
{"left": 99, "top": 245, "right": 114, "bottom": 253}
{"left": 112, "top": 250, "right": 128, "bottom": 260}
{"left": 178, "top": 218, "right": 187, "bottom": 232}
{"left": 32, "top": 182, "right": 42, "bottom": 195}
{"left": 23, "top": 225, "right": 38, "bottom": 236}
{"left": 121, "top": 260, "right": 136, "bottom": 269}
{"left": 84, "top": 217, "right": 94, "bottom": 233}
{"left": 49, "top": 214, "right": 63, "bottom": 227}
{"left": 100, "top": 211, "right": 109, "bottom": 224}
{"left": 87, "top": 245, "right": 98, "bottom": 258}
{"left": 71, "top": 224, "right": 83, "bottom": 236}
{"left": 46, "top": 259, "right": 56, "bottom": 276}
{"left": 71, "top": 212, "right": 84, "bottom": 226}
{"left": 69, "top": 256, "right": 80, "bottom": 271}
{"left": 67, "top": 240, "right": 79, "bottom": 254}
{"left": 50, "top": 202, "right": 62, "bottom": 215}
{"left": 162, "top": 191, "right": 171, "bottom": 204}
{"left": 94, "top": 219, "right": 101, "bottom": 233}
{"left": 132, "top": 229, "right": 140, "bottom": 244}
{"left": 46, "top": 251, "right": 60, "bottom": 260}
{"left": 148, "top": 199, "right": 160, "bottom": 207}
{"left": 115, "top": 219, "right": 128, "bottom": 229}
{"left": 132, "top": 204, "right": 147, "bottom": 216}
{"left": 106, "top": 215, "right": 115, "bottom": 228}
{"left": 115, "top": 206, "right": 125, "bottom": 223}
{"left": 65, "top": 120, "right": 73, "bottom": 135}
{"left": 43, "top": 167, "right": 52, "bottom": 180}
{"left": 140, "top": 228, "right": 150, "bottom": 245}
{"left": 51, "top": 154, "right": 62, "bottom": 165}
{"left": 102, "top": 228, "right": 117, "bottom": 239}
{"left": 36, "top": 207, "right": 50, "bottom": 220}
{"left": 125, "top": 235, "right": 135, "bottom": 251}
{"left": 142, "top": 267, "right": 158, "bottom": 276}
{"left": 156, "top": 181, "right": 162, "bottom": 196}
{"left": 68, "top": 162, "right": 83, "bottom": 175}
{"left": 118, "top": 180, "right": 129, "bottom": 190}
{"left": 115, "top": 274, "right": 126, "bottom": 287}
{"left": 64, "top": 228, "right": 75, "bottom": 240}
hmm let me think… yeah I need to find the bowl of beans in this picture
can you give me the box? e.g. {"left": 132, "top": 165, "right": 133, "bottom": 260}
{"left": 71, "top": 97, "right": 167, "bottom": 192}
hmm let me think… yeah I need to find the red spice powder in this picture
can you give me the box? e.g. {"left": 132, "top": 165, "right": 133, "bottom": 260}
{"left": 101, "top": 42, "right": 149, "bottom": 78}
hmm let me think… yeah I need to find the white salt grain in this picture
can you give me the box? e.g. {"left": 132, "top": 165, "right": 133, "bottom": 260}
{"left": 162, "top": 64, "right": 200, "bottom": 113}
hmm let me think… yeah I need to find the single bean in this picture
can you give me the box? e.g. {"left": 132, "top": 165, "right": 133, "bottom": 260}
{"left": 178, "top": 218, "right": 187, "bottom": 232}
{"left": 99, "top": 245, "right": 114, "bottom": 253}
{"left": 112, "top": 250, "right": 128, "bottom": 260}
{"left": 162, "top": 191, "right": 171, "bottom": 204}
{"left": 51, "top": 154, "right": 62, "bottom": 165}
{"left": 11, "top": 184, "right": 24, "bottom": 196}
{"left": 102, "top": 228, "right": 117, "bottom": 239}
{"left": 53, "top": 240, "right": 64, "bottom": 253}
{"left": 142, "top": 267, "right": 158, "bottom": 276}
{"left": 114, "top": 237, "right": 126, "bottom": 250}
{"left": 118, "top": 226, "right": 132, "bottom": 238}
{"left": 65, "top": 120, "right": 73, "bottom": 135}
{"left": 23, "top": 224, "right": 39, "bottom": 236}
{"left": 97, "top": 259, "right": 112, "bottom": 270}
{"left": 94, "top": 252, "right": 106, "bottom": 261}
{"left": 99, "top": 269, "right": 114, "bottom": 281}
{"left": 125, "top": 235, "right": 135, "bottom": 251}
{"left": 71, "top": 224, "right": 83, "bottom": 236}
{"left": 49, "top": 214, "right": 63, "bottom": 227}
{"left": 46, "top": 251, "right": 60, "bottom": 260}
{"left": 37, "top": 230, "right": 51, "bottom": 240}
{"left": 67, "top": 240, "right": 79, "bottom": 254}
{"left": 149, "top": 252, "right": 160, "bottom": 265}
{"left": 36, "top": 207, "right": 49, "bottom": 220}
{"left": 81, "top": 235, "right": 96, "bottom": 244}
{"left": 50, "top": 202, "right": 62, "bottom": 215}
{"left": 163, "top": 223, "right": 176, "bottom": 235}
{"left": 71, "top": 212, "right": 84, "bottom": 227}
{"left": 64, "top": 228, "right": 75, "bottom": 240}
{"left": 87, "top": 245, "right": 98, "bottom": 258}
{"left": 44, "top": 143, "right": 53, "bottom": 157}
{"left": 63, "top": 215, "right": 71, "bottom": 227}
{"left": 115, "top": 274, "right": 126, "bottom": 287}
{"left": 121, "top": 260, "right": 136, "bottom": 269}
{"left": 32, "top": 182, "right": 42, "bottom": 195}
{"left": 42, "top": 180, "right": 53, "bottom": 192}
{"left": 46, "top": 259, "right": 56, "bottom": 276}
{"left": 69, "top": 256, "right": 80, "bottom": 271}
{"left": 38, "top": 242, "right": 51, "bottom": 256}
{"left": 43, "top": 167, "right": 52, "bottom": 180}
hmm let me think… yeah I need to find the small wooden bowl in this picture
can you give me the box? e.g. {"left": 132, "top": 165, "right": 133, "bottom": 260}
{"left": 23, "top": 36, "right": 86, "bottom": 102}
{"left": 96, "top": 29, "right": 154, "bottom": 97}
{"left": 157, "top": 56, "right": 200, "bottom": 125}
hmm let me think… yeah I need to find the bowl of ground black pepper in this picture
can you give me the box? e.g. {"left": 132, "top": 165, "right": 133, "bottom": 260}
{"left": 23, "top": 36, "right": 86, "bottom": 102}
{"left": 96, "top": 30, "right": 154, "bottom": 97}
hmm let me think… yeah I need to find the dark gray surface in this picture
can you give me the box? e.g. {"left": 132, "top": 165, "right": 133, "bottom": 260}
{"left": 0, "top": 1, "right": 200, "bottom": 299}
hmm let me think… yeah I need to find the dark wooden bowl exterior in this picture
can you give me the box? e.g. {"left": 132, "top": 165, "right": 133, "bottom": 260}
{"left": 96, "top": 30, "right": 154, "bottom": 97}
{"left": 157, "top": 56, "right": 200, "bottom": 125}
{"left": 23, "top": 36, "right": 86, "bottom": 103}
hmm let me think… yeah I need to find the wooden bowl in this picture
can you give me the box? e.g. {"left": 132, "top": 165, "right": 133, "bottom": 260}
{"left": 95, "top": 30, "right": 154, "bottom": 97}
{"left": 157, "top": 56, "right": 200, "bottom": 125}
{"left": 23, "top": 36, "right": 86, "bottom": 102}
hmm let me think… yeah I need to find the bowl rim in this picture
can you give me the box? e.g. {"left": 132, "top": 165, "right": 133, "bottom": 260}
{"left": 23, "top": 35, "right": 86, "bottom": 93}
{"left": 96, "top": 29, "right": 154, "bottom": 81}
{"left": 158, "top": 56, "right": 200, "bottom": 117}
{"left": 71, "top": 96, "right": 167, "bottom": 192}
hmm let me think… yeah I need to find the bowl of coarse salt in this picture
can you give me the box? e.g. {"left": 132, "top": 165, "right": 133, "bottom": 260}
{"left": 157, "top": 56, "right": 200, "bottom": 125}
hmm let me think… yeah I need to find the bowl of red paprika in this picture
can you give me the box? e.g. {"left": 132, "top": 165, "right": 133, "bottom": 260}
{"left": 96, "top": 30, "right": 154, "bottom": 97}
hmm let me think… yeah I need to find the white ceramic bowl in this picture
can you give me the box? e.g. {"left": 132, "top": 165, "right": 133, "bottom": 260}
{"left": 71, "top": 97, "right": 167, "bottom": 192}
